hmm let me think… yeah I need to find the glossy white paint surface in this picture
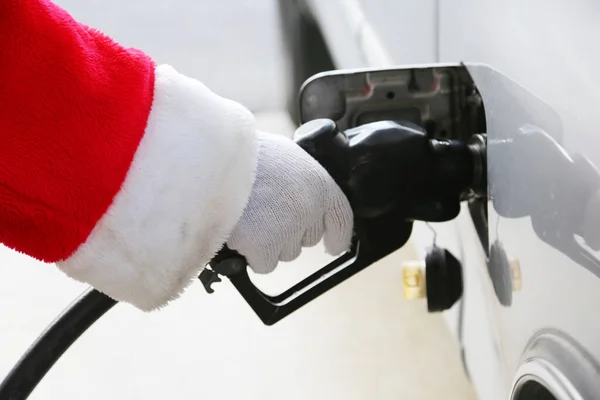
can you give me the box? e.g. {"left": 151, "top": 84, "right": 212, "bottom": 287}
{"left": 308, "top": 1, "right": 600, "bottom": 398}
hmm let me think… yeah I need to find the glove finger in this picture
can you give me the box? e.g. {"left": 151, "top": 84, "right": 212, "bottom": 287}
{"left": 323, "top": 186, "right": 354, "bottom": 255}
{"left": 231, "top": 242, "right": 280, "bottom": 275}
{"left": 280, "top": 240, "right": 302, "bottom": 262}
{"left": 301, "top": 221, "right": 324, "bottom": 247}
{"left": 249, "top": 248, "right": 280, "bottom": 274}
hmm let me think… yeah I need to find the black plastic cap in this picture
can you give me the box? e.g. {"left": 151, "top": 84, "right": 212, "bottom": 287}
{"left": 425, "top": 246, "right": 463, "bottom": 312}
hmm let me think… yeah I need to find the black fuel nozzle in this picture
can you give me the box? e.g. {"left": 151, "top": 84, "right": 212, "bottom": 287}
{"left": 204, "top": 118, "right": 486, "bottom": 325}
{"left": 294, "top": 118, "right": 485, "bottom": 222}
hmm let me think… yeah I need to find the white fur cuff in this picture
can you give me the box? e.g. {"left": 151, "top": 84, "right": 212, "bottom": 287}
{"left": 57, "top": 65, "right": 258, "bottom": 311}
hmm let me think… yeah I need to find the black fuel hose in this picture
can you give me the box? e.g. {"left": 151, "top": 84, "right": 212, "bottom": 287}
{"left": 0, "top": 289, "right": 117, "bottom": 400}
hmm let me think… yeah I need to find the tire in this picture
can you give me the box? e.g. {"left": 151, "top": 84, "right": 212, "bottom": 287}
{"left": 277, "top": 0, "right": 335, "bottom": 126}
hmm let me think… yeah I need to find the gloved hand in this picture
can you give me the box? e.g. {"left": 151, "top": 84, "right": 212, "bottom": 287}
{"left": 227, "top": 132, "right": 354, "bottom": 273}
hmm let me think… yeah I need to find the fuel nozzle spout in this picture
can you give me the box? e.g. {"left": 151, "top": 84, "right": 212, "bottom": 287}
{"left": 294, "top": 118, "right": 486, "bottom": 224}
{"left": 429, "top": 133, "right": 487, "bottom": 197}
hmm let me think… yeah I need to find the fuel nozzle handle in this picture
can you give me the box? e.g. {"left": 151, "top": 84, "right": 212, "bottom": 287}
{"left": 204, "top": 118, "right": 485, "bottom": 326}
{"left": 293, "top": 118, "right": 349, "bottom": 187}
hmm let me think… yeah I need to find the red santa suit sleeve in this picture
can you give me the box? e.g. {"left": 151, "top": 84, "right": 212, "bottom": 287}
{"left": 0, "top": 0, "right": 258, "bottom": 310}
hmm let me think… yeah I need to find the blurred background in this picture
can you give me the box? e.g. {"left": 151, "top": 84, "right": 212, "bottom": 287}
{"left": 0, "top": 1, "right": 475, "bottom": 399}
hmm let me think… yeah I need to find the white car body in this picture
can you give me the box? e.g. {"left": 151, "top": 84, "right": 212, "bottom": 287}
{"left": 293, "top": 1, "right": 600, "bottom": 399}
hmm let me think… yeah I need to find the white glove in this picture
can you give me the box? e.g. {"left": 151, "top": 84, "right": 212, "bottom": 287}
{"left": 227, "top": 132, "right": 354, "bottom": 274}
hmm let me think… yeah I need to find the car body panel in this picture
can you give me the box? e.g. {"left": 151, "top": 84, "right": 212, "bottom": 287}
{"left": 303, "top": 0, "right": 374, "bottom": 68}
{"left": 300, "top": 0, "right": 600, "bottom": 398}
{"left": 362, "top": 0, "right": 437, "bottom": 64}
{"left": 305, "top": 0, "right": 434, "bottom": 68}
{"left": 441, "top": 1, "right": 600, "bottom": 396}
